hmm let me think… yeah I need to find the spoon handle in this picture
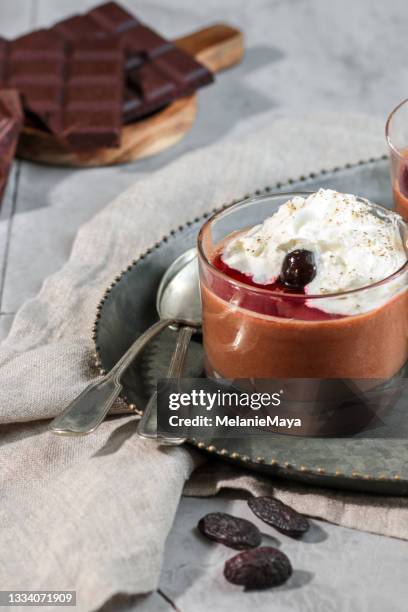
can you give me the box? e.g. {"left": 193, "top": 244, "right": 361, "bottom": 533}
{"left": 49, "top": 318, "right": 174, "bottom": 435}
{"left": 137, "top": 325, "right": 194, "bottom": 443}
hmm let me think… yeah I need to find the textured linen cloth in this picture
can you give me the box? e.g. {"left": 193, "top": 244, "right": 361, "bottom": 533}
{"left": 0, "top": 113, "right": 405, "bottom": 611}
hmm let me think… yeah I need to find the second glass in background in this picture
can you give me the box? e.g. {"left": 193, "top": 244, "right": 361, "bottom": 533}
{"left": 386, "top": 98, "right": 408, "bottom": 220}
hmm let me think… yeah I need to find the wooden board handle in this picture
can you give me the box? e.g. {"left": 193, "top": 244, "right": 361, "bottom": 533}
{"left": 175, "top": 24, "right": 244, "bottom": 73}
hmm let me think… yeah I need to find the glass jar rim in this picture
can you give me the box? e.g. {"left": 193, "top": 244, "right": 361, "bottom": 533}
{"left": 385, "top": 97, "right": 408, "bottom": 160}
{"left": 197, "top": 191, "right": 408, "bottom": 301}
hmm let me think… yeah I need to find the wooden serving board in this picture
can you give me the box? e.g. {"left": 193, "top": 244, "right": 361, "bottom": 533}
{"left": 17, "top": 24, "right": 244, "bottom": 167}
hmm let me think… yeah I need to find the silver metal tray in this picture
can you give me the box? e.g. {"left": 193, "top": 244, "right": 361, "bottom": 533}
{"left": 95, "top": 155, "right": 408, "bottom": 495}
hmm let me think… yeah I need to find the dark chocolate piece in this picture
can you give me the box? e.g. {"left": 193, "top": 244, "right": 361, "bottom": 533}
{"left": 126, "top": 62, "right": 176, "bottom": 116}
{"left": 1, "top": 31, "right": 123, "bottom": 149}
{"left": 62, "top": 37, "right": 124, "bottom": 148}
{"left": 92, "top": 3, "right": 213, "bottom": 121}
{"left": 53, "top": 15, "right": 107, "bottom": 40}
{"left": 54, "top": 5, "right": 172, "bottom": 67}
{"left": 89, "top": 1, "right": 140, "bottom": 34}
{"left": 122, "top": 48, "right": 212, "bottom": 122}
{"left": 90, "top": 3, "right": 172, "bottom": 60}
{"left": 55, "top": 2, "right": 213, "bottom": 123}
{"left": 3, "top": 29, "right": 65, "bottom": 134}
{"left": 154, "top": 47, "right": 212, "bottom": 91}
{"left": 0, "top": 89, "right": 23, "bottom": 206}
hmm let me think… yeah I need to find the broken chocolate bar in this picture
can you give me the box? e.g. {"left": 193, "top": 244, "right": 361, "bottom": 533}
{"left": 0, "top": 1, "right": 213, "bottom": 150}
{"left": 55, "top": 1, "right": 214, "bottom": 123}
{"left": 1, "top": 31, "right": 124, "bottom": 149}
{"left": 0, "top": 89, "right": 23, "bottom": 206}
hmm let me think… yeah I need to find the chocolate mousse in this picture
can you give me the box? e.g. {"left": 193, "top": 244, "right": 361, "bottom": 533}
{"left": 198, "top": 189, "right": 408, "bottom": 380}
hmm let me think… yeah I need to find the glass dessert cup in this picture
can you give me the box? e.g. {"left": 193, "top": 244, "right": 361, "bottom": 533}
{"left": 197, "top": 193, "right": 408, "bottom": 435}
{"left": 386, "top": 98, "right": 408, "bottom": 220}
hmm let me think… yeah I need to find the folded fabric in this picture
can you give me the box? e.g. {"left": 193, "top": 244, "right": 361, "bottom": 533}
{"left": 0, "top": 113, "right": 392, "bottom": 611}
{"left": 186, "top": 462, "right": 408, "bottom": 540}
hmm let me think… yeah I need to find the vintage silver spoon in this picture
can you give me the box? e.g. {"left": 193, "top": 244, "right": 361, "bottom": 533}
{"left": 49, "top": 248, "right": 201, "bottom": 436}
{"left": 137, "top": 249, "right": 201, "bottom": 445}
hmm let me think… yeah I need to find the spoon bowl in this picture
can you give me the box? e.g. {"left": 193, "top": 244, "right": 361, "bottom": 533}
{"left": 157, "top": 248, "right": 201, "bottom": 325}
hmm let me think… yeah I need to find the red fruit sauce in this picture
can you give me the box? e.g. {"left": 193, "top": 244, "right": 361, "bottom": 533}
{"left": 212, "top": 253, "right": 342, "bottom": 321}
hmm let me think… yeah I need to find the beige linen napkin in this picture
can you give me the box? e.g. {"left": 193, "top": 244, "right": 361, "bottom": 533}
{"left": 185, "top": 462, "right": 408, "bottom": 540}
{"left": 0, "top": 113, "right": 403, "bottom": 611}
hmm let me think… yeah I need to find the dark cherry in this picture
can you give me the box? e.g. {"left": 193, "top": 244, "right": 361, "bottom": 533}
{"left": 280, "top": 249, "right": 316, "bottom": 290}
{"left": 224, "top": 547, "right": 292, "bottom": 590}
{"left": 248, "top": 496, "right": 309, "bottom": 538}
{"left": 212, "top": 253, "right": 342, "bottom": 321}
{"left": 197, "top": 512, "right": 261, "bottom": 550}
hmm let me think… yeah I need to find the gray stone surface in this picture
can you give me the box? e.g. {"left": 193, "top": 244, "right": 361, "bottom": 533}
{"left": 1, "top": 1, "right": 408, "bottom": 610}
{"left": 161, "top": 495, "right": 408, "bottom": 612}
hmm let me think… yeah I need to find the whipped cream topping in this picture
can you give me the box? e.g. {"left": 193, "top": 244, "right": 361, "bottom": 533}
{"left": 221, "top": 189, "right": 407, "bottom": 315}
